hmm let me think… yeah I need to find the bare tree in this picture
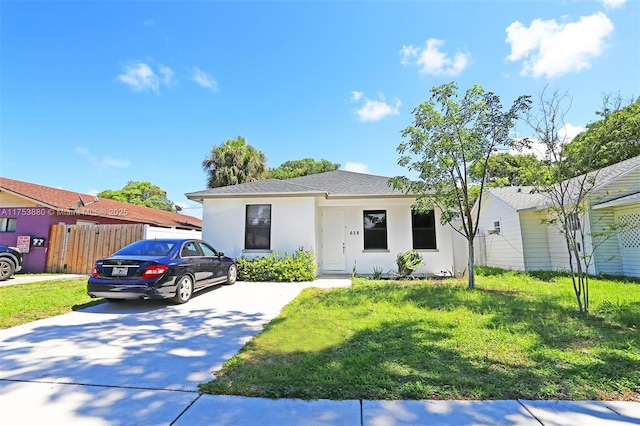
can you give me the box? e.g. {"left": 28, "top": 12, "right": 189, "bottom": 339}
{"left": 525, "top": 87, "right": 632, "bottom": 314}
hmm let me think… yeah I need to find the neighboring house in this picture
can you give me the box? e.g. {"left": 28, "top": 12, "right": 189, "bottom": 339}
{"left": 0, "top": 177, "right": 202, "bottom": 273}
{"left": 186, "top": 170, "right": 468, "bottom": 277}
{"left": 475, "top": 155, "right": 640, "bottom": 277}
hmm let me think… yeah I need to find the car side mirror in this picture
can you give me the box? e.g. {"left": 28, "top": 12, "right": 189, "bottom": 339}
{"left": 217, "top": 252, "right": 224, "bottom": 258}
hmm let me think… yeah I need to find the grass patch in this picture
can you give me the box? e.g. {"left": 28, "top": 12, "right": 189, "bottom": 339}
{"left": 0, "top": 278, "right": 102, "bottom": 329}
{"left": 200, "top": 269, "right": 640, "bottom": 401}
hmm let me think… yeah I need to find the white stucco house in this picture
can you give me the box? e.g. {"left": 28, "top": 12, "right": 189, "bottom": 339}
{"left": 475, "top": 155, "right": 640, "bottom": 277}
{"left": 186, "top": 170, "right": 468, "bottom": 277}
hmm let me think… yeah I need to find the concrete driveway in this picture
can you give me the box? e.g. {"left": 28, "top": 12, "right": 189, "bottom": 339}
{"left": 0, "top": 279, "right": 350, "bottom": 425}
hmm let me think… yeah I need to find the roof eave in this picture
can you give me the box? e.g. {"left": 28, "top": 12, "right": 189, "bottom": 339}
{"left": 186, "top": 191, "right": 327, "bottom": 200}
{"left": 0, "top": 188, "right": 60, "bottom": 210}
{"left": 326, "top": 193, "right": 414, "bottom": 199}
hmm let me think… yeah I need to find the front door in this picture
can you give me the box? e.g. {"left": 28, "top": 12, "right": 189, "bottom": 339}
{"left": 322, "top": 210, "right": 346, "bottom": 271}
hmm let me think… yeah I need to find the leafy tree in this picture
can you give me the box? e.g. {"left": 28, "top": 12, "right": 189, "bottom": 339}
{"left": 564, "top": 97, "right": 640, "bottom": 176}
{"left": 391, "top": 82, "right": 531, "bottom": 289}
{"left": 98, "top": 181, "right": 176, "bottom": 211}
{"left": 267, "top": 158, "right": 340, "bottom": 180}
{"left": 202, "top": 137, "right": 267, "bottom": 188}
{"left": 469, "top": 152, "right": 551, "bottom": 187}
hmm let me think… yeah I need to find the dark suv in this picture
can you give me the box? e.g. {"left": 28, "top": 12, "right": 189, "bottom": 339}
{"left": 0, "top": 244, "right": 23, "bottom": 281}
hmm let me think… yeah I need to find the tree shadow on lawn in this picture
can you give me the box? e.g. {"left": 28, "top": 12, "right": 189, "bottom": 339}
{"left": 0, "top": 298, "right": 278, "bottom": 422}
{"left": 204, "top": 281, "right": 639, "bottom": 401}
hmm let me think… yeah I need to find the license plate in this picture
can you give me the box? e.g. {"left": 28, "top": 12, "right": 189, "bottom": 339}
{"left": 112, "top": 267, "right": 128, "bottom": 276}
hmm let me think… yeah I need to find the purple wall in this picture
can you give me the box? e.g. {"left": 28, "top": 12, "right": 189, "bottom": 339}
{"left": 0, "top": 206, "right": 135, "bottom": 273}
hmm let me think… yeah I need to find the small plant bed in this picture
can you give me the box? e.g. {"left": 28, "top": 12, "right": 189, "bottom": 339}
{"left": 236, "top": 250, "right": 316, "bottom": 282}
{"left": 200, "top": 268, "right": 640, "bottom": 401}
{"left": 0, "top": 278, "right": 102, "bottom": 329}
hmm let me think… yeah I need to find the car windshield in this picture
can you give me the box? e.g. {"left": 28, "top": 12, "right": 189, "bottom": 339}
{"left": 114, "top": 240, "right": 176, "bottom": 257}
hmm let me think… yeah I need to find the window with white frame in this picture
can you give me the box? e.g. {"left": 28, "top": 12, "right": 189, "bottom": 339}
{"left": 491, "top": 220, "right": 501, "bottom": 235}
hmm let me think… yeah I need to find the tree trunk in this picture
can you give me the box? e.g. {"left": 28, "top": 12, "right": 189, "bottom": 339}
{"left": 468, "top": 239, "right": 475, "bottom": 289}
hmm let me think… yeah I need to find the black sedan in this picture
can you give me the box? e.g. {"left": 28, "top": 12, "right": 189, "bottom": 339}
{"left": 0, "top": 243, "right": 23, "bottom": 281}
{"left": 87, "top": 238, "right": 237, "bottom": 304}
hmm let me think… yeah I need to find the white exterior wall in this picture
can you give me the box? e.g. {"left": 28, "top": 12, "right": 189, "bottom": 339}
{"left": 616, "top": 203, "right": 640, "bottom": 277}
{"left": 476, "top": 196, "right": 525, "bottom": 271}
{"left": 520, "top": 210, "right": 551, "bottom": 270}
{"left": 200, "top": 195, "right": 464, "bottom": 277}
{"left": 143, "top": 225, "right": 202, "bottom": 240}
{"left": 590, "top": 208, "right": 622, "bottom": 275}
{"left": 589, "top": 168, "right": 640, "bottom": 277}
{"left": 200, "top": 196, "right": 317, "bottom": 260}
{"left": 316, "top": 197, "right": 461, "bottom": 276}
{"left": 546, "top": 217, "right": 571, "bottom": 272}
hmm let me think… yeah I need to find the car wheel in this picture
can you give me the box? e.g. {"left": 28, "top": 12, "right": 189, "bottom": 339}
{"left": 225, "top": 264, "right": 237, "bottom": 285}
{"left": 0, "top": 259, "right": 15, "bottom": 281}
{"left": 173, "top": 275, "right": 194, "bottom": 304}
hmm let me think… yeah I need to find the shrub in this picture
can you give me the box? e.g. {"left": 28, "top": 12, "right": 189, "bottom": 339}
{"left": 396, "top": 250, "right": 424, "bottom": 278}
{"left": 371, "top": 265, "right": 384, "bottom": 280}
{"left": 236, "top": 250, "right": 317, "bottom": 282}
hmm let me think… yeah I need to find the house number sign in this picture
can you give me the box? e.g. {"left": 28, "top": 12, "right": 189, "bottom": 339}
{"left": 349, "top": 230, "right": 360, "bottom": 235}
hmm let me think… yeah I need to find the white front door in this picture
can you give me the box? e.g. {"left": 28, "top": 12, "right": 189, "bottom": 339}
{"left": 322, "top": 210, "right": 345, "bottom": 271}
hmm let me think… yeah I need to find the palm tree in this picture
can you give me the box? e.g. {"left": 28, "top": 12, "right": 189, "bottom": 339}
{"left": 202, "top": 137, "right": 267, "bottom": 188}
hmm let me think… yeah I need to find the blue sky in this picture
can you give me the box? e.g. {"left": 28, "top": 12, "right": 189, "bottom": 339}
{"left": 1, "top": 0, "right": 638, "bottom": 218}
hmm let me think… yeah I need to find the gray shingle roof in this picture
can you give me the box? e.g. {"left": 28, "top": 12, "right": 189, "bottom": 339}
{"left": 486, "top": 155, "right": 640, "bottom": 211}
{"left": 185, "top": 170, "right": 406, "bottom": 200}
{"left": 287, "top": 171, "right": 401, "bottom": 195}
{"left": 485, "top": 186, "right": 548, "bottom": 211}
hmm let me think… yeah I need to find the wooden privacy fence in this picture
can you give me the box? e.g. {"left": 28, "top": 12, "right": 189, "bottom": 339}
{"left": 46, "top": 223, "right": 144, "bottom": 274}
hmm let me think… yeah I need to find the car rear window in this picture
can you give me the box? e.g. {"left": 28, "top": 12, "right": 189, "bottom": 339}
{"left": 115, "top": 241, "right": 176, "bottom": 256}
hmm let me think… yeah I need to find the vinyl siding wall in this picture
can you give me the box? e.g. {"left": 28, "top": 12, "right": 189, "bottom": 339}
{"left": 477, "top": 196, "right": 525, "bottom": 271}
{"left": 589, "top": 168, "right": 640, "bottom": 276}
{"left": 589, "top": 208, "right": 622, "bottom": 275}
{"left": 616, "top": 204, "right": 640, "bottom": 277}
{"left": 520, "top": 210, "right": 552, "bottom": 270}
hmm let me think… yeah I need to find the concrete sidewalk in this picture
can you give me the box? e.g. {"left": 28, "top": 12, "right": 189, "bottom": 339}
{"left": 1, "top": 383, "right": 638, "bottom": 425}
{"left": 174, "top": 396, "right": 640, "bottom": 425}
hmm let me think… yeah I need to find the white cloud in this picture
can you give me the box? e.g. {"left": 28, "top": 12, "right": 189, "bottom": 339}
{"left": 599, "top": 0, "right": 626, "bottom": 9}
{"left": 559, "top": 123, "right": 585, "bottom": 143}
{"left": 351, "top": 92, "right": 401, "bottom": 122}
{"left": 399, "top": 45, "right": 419, "bottom": 66}
{"left": 192, "top": 67, "right": 218, "bottom": 92}
{"left": 511, "top": 123, "right": 584, "bottom": 159}
{"left": 510, "top": 138, "right": 548, "bottom": 160}
{"left": 75, "top": 146, "right": 131, "bottom": 168}
{"left": 400, "top": 39, "right": 470, "bottom": 76}
{"left": 117, "top": 61, "right": 175, "bottom": 93}
{"left": 505, "top": 12, "right": 614, "bottom": 79}
{"left": 344, "top": 162, "right": 369, "bottom": 173}
{"left": 159, "top": 66, "right": 175, "bottom": 86}
{"left": 87, "top": 189, "right": 100, "bottom": 196}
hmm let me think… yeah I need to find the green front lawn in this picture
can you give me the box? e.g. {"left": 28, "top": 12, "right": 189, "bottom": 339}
{"left": 200, "top": 269, "right": 640, "bottom": 401}
{"left": 0, "top": 278, "right": 101, "bottom": 329}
